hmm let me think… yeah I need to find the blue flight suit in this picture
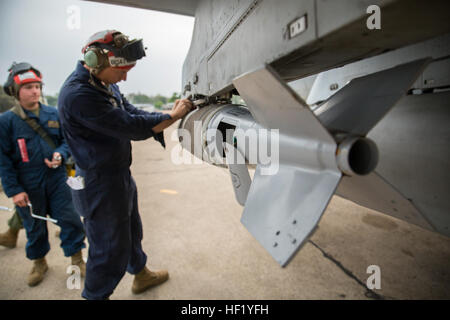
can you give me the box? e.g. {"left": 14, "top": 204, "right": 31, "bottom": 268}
{"left": 0, "top": 104, "right": 86, "bottom": 260}
{"left": 58, "top": 61, "right": 171, "bottom": 300}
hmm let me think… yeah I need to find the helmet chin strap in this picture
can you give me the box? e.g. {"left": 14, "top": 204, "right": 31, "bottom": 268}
{"left": 90, "top": 67, "right": 101, "bottom": 75}
{"left": 87, "top": 70, "right": 114, "bottom": 97}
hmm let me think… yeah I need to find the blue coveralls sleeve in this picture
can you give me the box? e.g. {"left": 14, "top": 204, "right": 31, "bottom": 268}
{"left": 68, "top": 92, "right": 171, "bottom": 142}
{"left": 0, "top": 116, "right": 25, "bottom": 197}
{"left": 120, "top": 93, "right": 172, "bottom": 147}
{"left": 54, "top": 124, "right": 70, "bottom": 161}
{"left": 120, "top": 94, "right": 148, "bottom": 116}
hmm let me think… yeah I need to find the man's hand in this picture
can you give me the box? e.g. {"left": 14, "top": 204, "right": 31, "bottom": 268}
{"left": 13, "top": 192, "right": 29, "bottom": 207}
{"left": 152, "top": 99, "right": 194, "bottom": 134}
{"left": 44, "top": 152, "right": 62, "bottom": 169}
{"left": 169, "top": 99, "right": 194, "bottom": 121}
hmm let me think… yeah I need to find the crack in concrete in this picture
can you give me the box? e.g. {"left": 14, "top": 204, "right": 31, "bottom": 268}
{"left": 308, "top": 240, "right": 390, "bottom": 300}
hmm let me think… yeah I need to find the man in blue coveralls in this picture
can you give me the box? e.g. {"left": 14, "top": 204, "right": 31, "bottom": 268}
{"left": 58, "top": 30, "right": 193, "bottom": 300}
{"left": 0, "top": 62, "right": 86, "bottom": 287}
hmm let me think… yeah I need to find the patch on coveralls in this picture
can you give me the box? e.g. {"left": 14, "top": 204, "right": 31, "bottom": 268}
{"left": 47, "top": 120, "right": 60, "bottom": 128}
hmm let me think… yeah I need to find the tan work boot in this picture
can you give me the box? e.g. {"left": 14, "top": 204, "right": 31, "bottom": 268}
{"left": 132, "top": 266, "right": 169, "bottom": 294}
{"left": 0, "top": 227, "right": 19, "bottom": 248}
{"left": 28, "top": 257, "right": 48, "bottom": 287}
{"left": 70, "top": 250, "right": 86, "bottom": 277}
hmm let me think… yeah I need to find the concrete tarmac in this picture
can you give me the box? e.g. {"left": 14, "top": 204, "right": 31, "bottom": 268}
{"left": 0, "top": 124, "right": 449, "bottom": 300}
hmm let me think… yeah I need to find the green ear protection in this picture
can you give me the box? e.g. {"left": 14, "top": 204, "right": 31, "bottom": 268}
{"left": 84, "top": 47, "right": 108, "bottom": 70}
{"left": 83, "top": 31, "right": 145, "bottom": 72}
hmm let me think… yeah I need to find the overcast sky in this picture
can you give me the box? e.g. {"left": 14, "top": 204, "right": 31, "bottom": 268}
{"left": 0, "top": 0, "right": 194, "bottom": 97}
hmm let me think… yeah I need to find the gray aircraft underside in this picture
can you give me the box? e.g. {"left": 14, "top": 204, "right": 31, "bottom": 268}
{"left": 86, "top": 0, "right": 450, "bottom": 267}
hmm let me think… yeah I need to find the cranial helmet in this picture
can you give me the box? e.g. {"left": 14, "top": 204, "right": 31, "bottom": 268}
{"left": 4, "top": 62, "right": 42, "bottom": 98}
{"left": 82, "top": 30, "right": 146, "bottom": 74}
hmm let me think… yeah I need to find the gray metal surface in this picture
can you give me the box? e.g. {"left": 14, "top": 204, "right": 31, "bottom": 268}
{"left": 333, "top": 91, "right": 450, "bottom": 237}
{"left": 337, "top": 172, "right": 435, "bottom": 231}
{"left": 233, "top": 65, "right": 341, "bottom": 266}
{"left": 224, "top": 145, "right": 251, "bottom": 206}
{"left": 87, "top": 0, "right": 450, "bottom": 97}
{"left": 316, "top": 58, "right": 450, "bottom": 236}
{"left": 84, "top": 0, "right": 198, "bottom": 16}
{"left": 307, "top": 33, "right": 450, "bottom": 105}
{"left": 234, "top": 66, "right": 335, "bottom": 144}
{"left": 272, "top": 0, "right": 450, "bottom": 81}
{"left": 230, "top": 61, "right": 439, "bottom": 265}
{"left": 182, "top": 0, "right": 450, "bottom": 97}
{"left": 315, "top": 59, "right": 431, "bottom": 135}
{"left": 367, "top": 91, "right": 450, "bottom": 236}
{"left": 178, "top": 61, "right": 442, "bottom": 266}
{"left": 241, "top": 165, "right": 340, "bottom": 266}
{"left": 86, "top": 0, "right": 450, "bottom": 263}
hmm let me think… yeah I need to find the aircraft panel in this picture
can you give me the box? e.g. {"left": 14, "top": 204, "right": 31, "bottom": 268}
{"left": 84, "top": 0, "right": 199, "bottom": 16}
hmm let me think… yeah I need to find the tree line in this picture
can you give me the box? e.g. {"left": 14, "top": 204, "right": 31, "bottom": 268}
{"left": 0, "top": 86, "right": 17, "bottom": 113}
{"left": 126, "top": 92, "right": 180, "bottom": 109}
{"left": 0, "top": 85, "right": 180, "bottom": 113}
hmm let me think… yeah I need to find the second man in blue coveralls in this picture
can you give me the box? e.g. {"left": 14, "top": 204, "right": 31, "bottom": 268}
{"left": 0, "top": 62, "right": 86, "bottom": 287}
{"left": 58, "top": 30, "right": 193, "bottom": 300}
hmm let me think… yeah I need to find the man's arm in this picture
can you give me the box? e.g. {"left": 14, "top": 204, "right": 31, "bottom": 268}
{"left": 121, "top": 93, "right": 151, "bottom": 117}
{"left": 151, "top": 99, "right": 193, "bottom": 133}
{"left": 121, "top": 96, "right": 193, "bottom": 148}
{"left": 68, "top": 93, "right": 169, "bottom": 141}
{"left": 121, "top": 94, "right": 193, "bottom": 133}
{"left": 68, "top": 94, "right": 193, "bottom": 141}
{"left": 0, "top": 117, "right": 26, "bottom": 200}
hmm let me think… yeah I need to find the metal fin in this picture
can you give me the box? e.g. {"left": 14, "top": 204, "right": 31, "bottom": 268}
{"left": 224, "top": 143, "right": 252, "bottom": 206}
{"left": 316, "top": 58, "right": 431, "bottom": 135}
{"left": 241, "top": 165, "right": 340, "bottom": 266}
{"left": 234, "top": 65, "right": 336, "bottom": 143}
{"left": 233, "top": 65, "right": 341, "bottom": 266}
{"left": 337, "top": 172, "right": 435, "bottom": 231}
